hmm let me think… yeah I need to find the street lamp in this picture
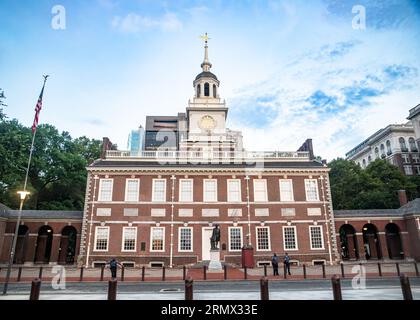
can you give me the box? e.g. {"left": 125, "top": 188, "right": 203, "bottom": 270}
{"left": 2, "top": 190, "right": 30, "bottom": 295}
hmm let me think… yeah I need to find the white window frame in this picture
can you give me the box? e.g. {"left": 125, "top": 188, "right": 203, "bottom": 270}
{"left": 150, "top": 227, "right": 165, "bottom": 252}
{"left": 282, "top": 226, "right": 298, "bottom": 251}
{"left": 228, "top": 226, "right": 243, "bottom": 252}
{"left": 94, "top": 226, "right": 110, "bottom": 252}
{"left": 125, "top": 178, "right": 140, "bottom": 202}
{"left": 98, "top": 179, "right": 113, "bottom": 202}
{"left": 123, "top": 208, "right": 139, "bottom": 216}
{"left": 151, "top": 208, "right": 166, "bottom": 217}
{"left": 255, "top": 208, "right": 269, "bottom": 216}
{"left": 178, "top": 227, "right": 193, "bottom": 252}
{"left": 227, "top": 179, "right": 241, "bottom": 202}
{"left": 152, "top": 179, "right": 167, "bottom": 202}
{"left": 309, "top": 225, "right": 325, "bottom": 250}
{"left": 203, "top": 179, "right": 218, "bottom": 202}
{"left": 256, "top": 226, "right": 271, "bottom": 251}
{"left": 253, "top": 179, "right": 268, "bottom": 202}
{"left": 404, "top": 165, "right": 413, "bottom": 175}
{"left": 279, "top": 179, "right": 294, "bottom": 201}
{"left": 304, "top": 179, "right": 320, "bottom": 201}
{"left": 121, "top": 226, "right": 137, "bottom": 252}
{"left": 179, "top": 179, "right": 193, "bottom": 202}
{"left": 281, "top": 208, "right": 296, "bottom": 216}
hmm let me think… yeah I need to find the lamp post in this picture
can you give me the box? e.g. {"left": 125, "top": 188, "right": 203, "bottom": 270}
{"left": 2, "top": 190, "right": 30, "bottom": 295}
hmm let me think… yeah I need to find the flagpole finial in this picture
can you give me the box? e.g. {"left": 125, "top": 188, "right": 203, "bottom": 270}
{"left": 43, "top": 75, "right": 50, "bottom": 81}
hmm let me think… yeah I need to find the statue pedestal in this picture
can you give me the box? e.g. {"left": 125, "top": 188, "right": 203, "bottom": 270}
{"left": 208, "top": 250, "right": 222, "bottom": 271}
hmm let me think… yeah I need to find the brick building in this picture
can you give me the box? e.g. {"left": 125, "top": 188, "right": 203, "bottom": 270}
{"left": 1, "top": 40, "right": 419, "bottom": 268}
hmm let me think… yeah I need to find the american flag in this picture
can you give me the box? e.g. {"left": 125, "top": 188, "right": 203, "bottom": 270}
{"left": 31, "top": 75, "right": 48, "bottom": 133}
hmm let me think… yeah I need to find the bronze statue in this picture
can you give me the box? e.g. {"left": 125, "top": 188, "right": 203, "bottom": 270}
{"left": 210, "top": 224, "right": 220, "bottom": 250}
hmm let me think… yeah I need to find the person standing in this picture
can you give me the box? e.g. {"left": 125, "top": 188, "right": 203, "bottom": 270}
{"left": 284, "top": 253, "right": 291, "bottom": 276}
{"left": 271, "top": 253, "right": 279, "bottom": 276}
{"left": 108, "top": 258, "right": 122, "bottom": 279}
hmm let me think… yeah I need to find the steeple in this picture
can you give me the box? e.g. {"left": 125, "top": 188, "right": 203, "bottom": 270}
{"left": 200, "top": 33, "right": 212, "bottom": 72}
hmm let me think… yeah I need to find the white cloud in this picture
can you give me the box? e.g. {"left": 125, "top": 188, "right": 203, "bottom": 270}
{"left": 112, "top": 12, "right": 182, "bottom": 33}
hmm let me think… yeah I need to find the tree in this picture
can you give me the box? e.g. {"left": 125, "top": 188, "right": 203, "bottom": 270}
{"left": 0, "top": 88, "right": 6, "bottom": 120}
{"left": 0, "top": 119, "right": 101, "bottom": 210}
{"left": 328, "top": 158, "right": 419, "bottom": 210}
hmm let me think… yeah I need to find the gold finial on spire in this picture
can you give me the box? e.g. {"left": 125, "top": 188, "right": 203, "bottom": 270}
{"left": 199, "top": 32, "right": 210, "bottom": 44}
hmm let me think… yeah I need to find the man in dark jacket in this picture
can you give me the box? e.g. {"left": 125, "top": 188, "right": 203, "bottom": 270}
{"left": 108, "top": 258, "right": 122, "bottom": 279}
{"left": 271, "top": 253, "right": 279, "bottom": 276}
{"left": 284, "top": 253, "right": 291, "bottom": 276}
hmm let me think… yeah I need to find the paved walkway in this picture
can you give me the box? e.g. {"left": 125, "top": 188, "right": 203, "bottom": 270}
{"left": 0, "top": 262, "right": 418, "bottom": 283}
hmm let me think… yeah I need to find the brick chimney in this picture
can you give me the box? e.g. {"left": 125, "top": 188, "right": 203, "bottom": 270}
{"left": 398, "top": 190, "right": 408, "bottom": 207}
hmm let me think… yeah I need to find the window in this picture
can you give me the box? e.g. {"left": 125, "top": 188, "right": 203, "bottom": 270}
{"left": 151, "top": 208, "right": 166, "bottom": 216}
{"left": 402, "top": 154, "right": 410, "bottom": 163}
{"left": 213, "top": 84, "right": 217, "bottom": 98}
{"left": 307, "top": 207, "right": 322, "bottom": 216}
{"left": 96, "top": 208, "right": 111, "bottom": 216}
{"left": 179, "top": 179, "right": 193, "bottom": 202}
{"left": 229, "top": 227, "right": 242, "bottom": 251}
{"left": 178, "top": 227, "right": 193, "bottom": 252}
{"left": 98, "top": 179, "right": 113, "bottom": 201}
{"left": 399, "top": 137, "right": 408, "bottom": 151}
{"left": 94, "top": 227, "right": 109, "bottom": 251}
{"left": 253, "top": 179, "right": 268, "bottom": 202}
{"left": 374, "top": 147, "right": 379, "bottom": 159}
{"left": 152, "top": 179, "right": 166, "bottom": 202}
{"left": 409, "top": 137, "right": 417, "bottom": 151}
{"left": 413, "top": 154, "right": 420, "bottom": 163}
{"left": 124, "top": 208, "right": 138, "bottom": 216}
{"left": 178, "top": 209, "right": 193, "bottom": 217}
{"left": 368, "top": 155, "right": 372, "bottom": 163}
{"left": 204, "top": 82, "right": 209, "bottom": 96}
{"left": 386, "top": 140, "right": 392, "bottom": 155}
{"left": 203, "top": 179, "right": 217, "bottom": 202}
{"left": 362, "top": 159, "right": 366, "bottom": 168}
{"left": 380, "top": 144, "right": 385, "bottom": 157}
{"left": 281, "top": 208, "right": 295, "bottom": 216}
{"left": 279, "top": 179, "right": 294, "bottom": 201}
{"left": 197, "top": 84, "right": 201, "bottom": 97}
{"left": 256, "top": 227, "right": 270, "bottom": 251}
{"left": 150, "top": 227, "right": 165, "bottom": 251}
{"left": 122, "top": 227, "right": 137, "bottom": 251}
{"left": 404, "top": 166, "right": 413, "bottom": 175}
{"left": 283, "top": 226, "right": 298, "bottom": 250}
{"left": 305, "top": 179, "right": 319, "bottom": 201}
{"left": 227, "top": 179, "right": 241, "bottom": 202}
{"left": 309, "top": 226, "right": 324, "bottom": 250}
{"left": 415, "top": 166, "right": 420, "bottom": 175}
{"left": 202, "top": 209, "right": 219, "bottom": 217}
{"left": 125, "top": 179, "right": 139, "bottom": 201}
{"left": 228, "top": 208, "right": 242, "bottom": 217}
{"left": 255, "top": 208, "right": 269, "bottom": 216}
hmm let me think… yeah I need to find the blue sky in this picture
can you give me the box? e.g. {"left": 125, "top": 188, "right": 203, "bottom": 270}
{"left": 1, "top": 0, "right": 419, "bottom": 160}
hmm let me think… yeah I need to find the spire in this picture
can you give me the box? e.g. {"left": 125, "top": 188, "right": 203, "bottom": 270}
{"left": 199, "top": 33, "right": 212, "bottom": 72}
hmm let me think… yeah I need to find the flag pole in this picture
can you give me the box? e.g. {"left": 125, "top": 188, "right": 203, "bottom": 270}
{"left": 2, "top": 75, "right": 49, "bottom": 295}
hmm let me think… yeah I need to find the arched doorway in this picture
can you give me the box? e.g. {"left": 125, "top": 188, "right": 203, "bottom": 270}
{"left": 34, "top": 225, "right": 53, "bottom": 264}
{"left": 339, "top": 224, "right": 359, "bottom": 260}
{"left": 385, "top": 223, "right": 403, "bottom": 259}
{"left": 58, "top": 226, "right": 77, "bottom": 264}
{"left": 362, "top": 224, "right": 382, "bottom": 260}
{"left": 14, "top": 225, "right": 29, "bottom": 264}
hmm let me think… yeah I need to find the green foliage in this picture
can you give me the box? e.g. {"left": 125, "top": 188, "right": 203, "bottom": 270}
{"left": 0, "top": 119, "right": 101, "bottom": 210}
{"left": 329, "top": 158, "right": 420, "bottom": 210}
{"left": 0, "top": 88, "right": 6, "bottom": 120}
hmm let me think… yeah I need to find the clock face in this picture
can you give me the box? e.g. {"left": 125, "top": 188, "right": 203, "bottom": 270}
{"left": 199, "top": 115, "right": 216, "bottom": 130}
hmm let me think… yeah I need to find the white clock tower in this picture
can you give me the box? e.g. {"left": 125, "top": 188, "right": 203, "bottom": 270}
{"left": 181, "top": 34, "right": 243, "bottom": 153}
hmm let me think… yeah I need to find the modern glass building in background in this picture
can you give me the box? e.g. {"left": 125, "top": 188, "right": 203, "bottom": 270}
{"left": 127, "top": 126, "right": 145, "bottom": 155}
